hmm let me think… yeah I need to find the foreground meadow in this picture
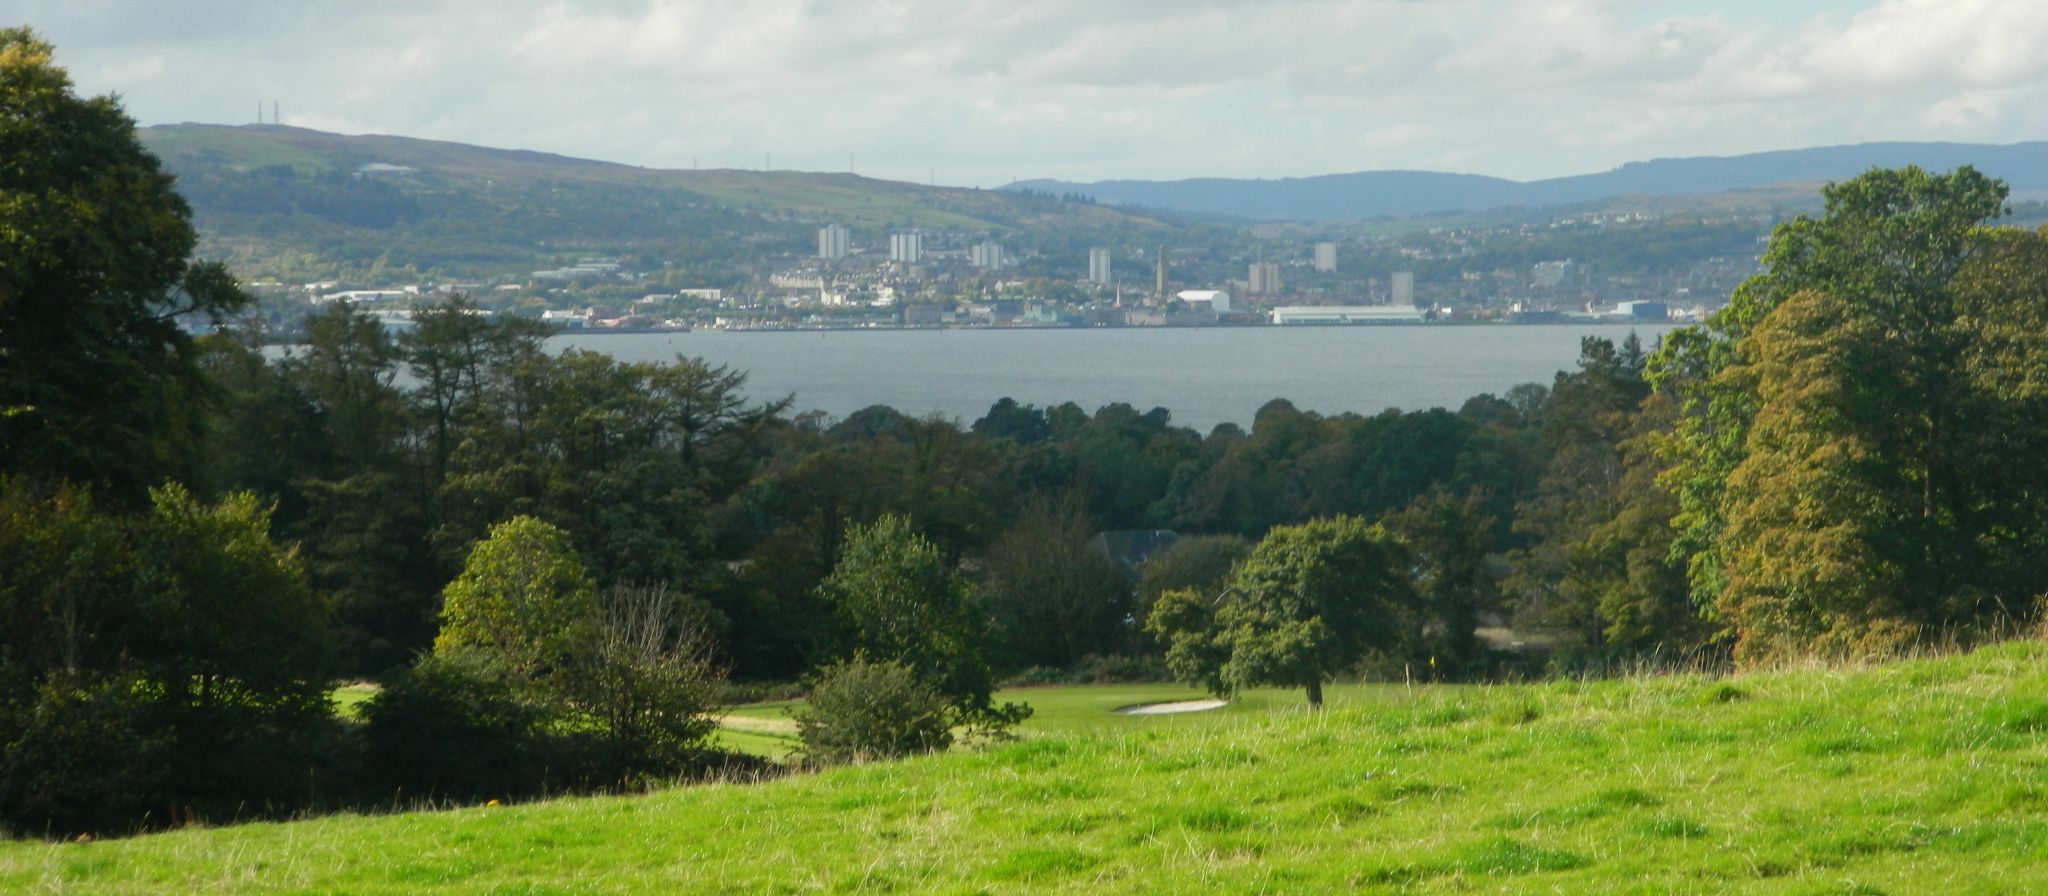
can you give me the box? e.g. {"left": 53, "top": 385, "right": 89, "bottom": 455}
{"left": 6, "top": 643, "right": 2048, "bottom": 894}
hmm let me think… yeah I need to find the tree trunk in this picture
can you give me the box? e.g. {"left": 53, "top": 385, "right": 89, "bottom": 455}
{"left": 1304, "top": 677, "right": 1324, "bottom": 710}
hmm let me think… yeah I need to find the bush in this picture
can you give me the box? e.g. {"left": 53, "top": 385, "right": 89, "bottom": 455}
{"left": 0, "top": 479, "right": 339, "bottom": 834}
{"left": 359, "top": 658, "right": 553, "bottom": 802}
{"left": 0, "top": 675, "right": 168, "bottom": 837}
{"left": 1072, "top": 653, "right": 1171, "bottom": 684}
{"left": 997, "top": 655, "right": 1171, "bottom": 688}
{"left": 568, "top": 584, "right": 725, "bottom": 781}
{"left": 796, "top": 656, "right": 954, "bottom": 764}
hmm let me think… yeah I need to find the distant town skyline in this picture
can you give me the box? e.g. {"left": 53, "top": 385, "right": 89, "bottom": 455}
{"left": 19, "top": 1, "right": 2048, "bottom": 187}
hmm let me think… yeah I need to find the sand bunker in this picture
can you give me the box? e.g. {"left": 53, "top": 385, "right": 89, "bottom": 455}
{"left": 1114, "top": 699, "right": 1228, "bottom": 715}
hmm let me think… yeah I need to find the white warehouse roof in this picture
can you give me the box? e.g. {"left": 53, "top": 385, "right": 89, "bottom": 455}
{"left": 1271, "top": 305, "right": 1425, "bottom": 325}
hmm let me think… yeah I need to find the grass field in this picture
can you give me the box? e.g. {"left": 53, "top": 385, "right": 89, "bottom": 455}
{"left": 710, "top": 683, "right": 1242, "bottom": 758}
{"left": 328, "top": 682, "right": 380, "bottom": 721}
{"left": 7, "top": 642, "right": 2048, "bottom": 893}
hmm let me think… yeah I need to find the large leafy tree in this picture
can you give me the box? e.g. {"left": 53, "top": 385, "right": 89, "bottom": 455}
{"left": 1654, "top": 166, "right": 2048, "bottom": 662}
{"left": 0, "top": 29, "right": 249, "bottom": 499}
{"left": 1153, "top": 516, "right": 1414, "bottom": 708}
{"left": 1382, "top": 490, "right": 1501, "bottom": 676}
{"left": 435, "top": 515, "right": 598, "bottom": 687}
{"left": 1717, "top": 289, "right": 1909, "bottom": 659}
{"left": 399, "top": 298, "right": 550, "bottom": 489}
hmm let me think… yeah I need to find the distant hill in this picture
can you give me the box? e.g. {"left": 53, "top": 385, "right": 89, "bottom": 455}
{"left": 137, "top": 124, "right": 1181, "bottom": 282}
{"left": 1007, "top": 142, "right": 2048, "bottom": 221}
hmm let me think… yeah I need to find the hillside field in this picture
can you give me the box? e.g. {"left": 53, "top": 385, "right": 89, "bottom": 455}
{"left": 5, "top": 643, "right": 2048, "bottom": 893}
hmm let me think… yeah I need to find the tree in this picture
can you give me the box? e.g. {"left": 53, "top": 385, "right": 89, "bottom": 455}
{"left": 399, "top": 298, "right": 549, "bottom": 488}
{"left": 1145, "top": 586, "right": 1231, "bottom": 695}
{"left": 1653, "top": 166, "right": 2010, "bottom": 625}
{"left": 1135, "top": 534, "right": 1250, "bottom": 635}
{"left": 426, "top": 522, "right": 725, "bottom": 785}
{"left": 1152, "top": 516, "right": 1414, "bottom": 708}
{"left": 1717, "top": 289, "right": 1909, "bottom": 661}
{"left": 1951, "top": 227, "right": 2048, "bottom": 607}
{"left": 977, "top": 503, "right": 1134, "bottom": 669}
{"left": 0, "top": 29, "right": 251, "bottom": 500}
{"left": 1505, "top": 336, "right": 1701, "bottom": 656}
{"left": 0, "top": 478, "right": 334, "bottom": 833}
{"left": 1382, "top": 491, "right": 1500, "bottom": 676}
{"left": 816, "top": 514, "right": 1027, "bottom": 733}
{"left": 126, "top": 484, "right": 336, "bottom": 813}
{"left": 971, "top": 397, "right": 1050, "bottom": 445}
{"left": 435, "top": 515, "right": 598, "bottom": 688}
{"left": 283, "top": 305, "right": 436, "bottom": 674}
{"left": 569, "top": 584, "right": 724, "bottom": 775}
{"left": 1654, "top": 167, "right": 2048, "bottom": 662}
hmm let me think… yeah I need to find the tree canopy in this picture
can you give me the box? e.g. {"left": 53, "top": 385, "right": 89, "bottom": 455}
{"left": 435, "top": 515, "right": 598, "bottom": 687}
{"left": 0, "top": 28, "right": 250, "bottom": 499}
{"left": 1152, "top": 515, "right": 1414, "bottom": 708}
{"left": 1653, "top": 166, "right": 2048, "bottom": 663}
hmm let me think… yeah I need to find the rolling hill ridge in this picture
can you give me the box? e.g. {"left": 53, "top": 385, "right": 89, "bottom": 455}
{"left": 137, "top": 124, "right": 1183, "bottom": 283}
{"left": 1008, "top": 141, "right": 2048, "bottom": 221}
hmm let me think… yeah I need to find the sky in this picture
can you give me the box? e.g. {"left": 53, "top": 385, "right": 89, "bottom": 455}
{"left": 19, "top": 0, "right": 2048, "bottom": 187}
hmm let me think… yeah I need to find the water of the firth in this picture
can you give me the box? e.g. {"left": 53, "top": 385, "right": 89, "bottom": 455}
{"left": 555, "top": 324, "right": 1678, "bottom": 433}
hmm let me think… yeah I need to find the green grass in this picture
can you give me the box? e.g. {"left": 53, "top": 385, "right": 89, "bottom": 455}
{"left": 708, "top": 682, "right": 1394, "bottom": 758}
{"left": 11, "top": 642, "right": 2048, "bottom": 893}
{"left": 328, "top": 682, "right": 379, "bottom": 721}
{"left": 709, "top": 683, "right": 1229, "bottom": 759}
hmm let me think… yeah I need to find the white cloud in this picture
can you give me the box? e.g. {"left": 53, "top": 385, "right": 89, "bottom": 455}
{"left": 90, "top": 54, "right": 166, "bottom": 86}
{"left": 15, "top": 0, "right": 2048, "bottom": 185}
{"left": 1802, "top": 0, "right": 2048, "bottom": 90}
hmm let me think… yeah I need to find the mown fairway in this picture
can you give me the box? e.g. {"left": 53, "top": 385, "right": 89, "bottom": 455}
{"left": 6, "top": 643, "right": 2048, "bottom": 894}
{"left": 710, "top": 683, "right": 1256, "bottom": 758}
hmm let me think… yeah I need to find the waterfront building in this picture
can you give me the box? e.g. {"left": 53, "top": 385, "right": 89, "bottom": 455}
{"left": 1177, "top": 289, "right": 1232, "bottom": 313}
{"left": 1271, "top": 305, "right": 1424, "bottom": 325}
{"left": 1615, "top": 300, "right": 1669, "bottom": 321}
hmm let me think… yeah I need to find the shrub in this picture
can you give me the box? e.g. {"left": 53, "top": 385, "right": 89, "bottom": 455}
{"left": 0, "top": 479, "right": 337, "bottom": 834}
{"left": 568, "top": 584, "right": 725, "bottom": 781}
{"left": 359, "top": 658, "right": 552, "bottom": 802}
{"left": 0, "top": 675, "right": 167, "bottom": 837}
{"left": 1072, "top": 653, "right": 1170, "bottom": 684}
{"left": 796, "top": 655, "right": 953, "bottom": 763}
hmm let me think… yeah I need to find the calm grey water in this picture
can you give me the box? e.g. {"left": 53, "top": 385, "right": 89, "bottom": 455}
{"left": 553, "top": 324, "right": 1678, "bottom": 432}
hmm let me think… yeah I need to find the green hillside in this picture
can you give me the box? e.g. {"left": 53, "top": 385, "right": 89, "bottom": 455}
{"left": 136, "top": 124, "right": 1180, "bottom": 283}
{"left": 7, "top": 642, "right": 2047, "bottom": 894}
